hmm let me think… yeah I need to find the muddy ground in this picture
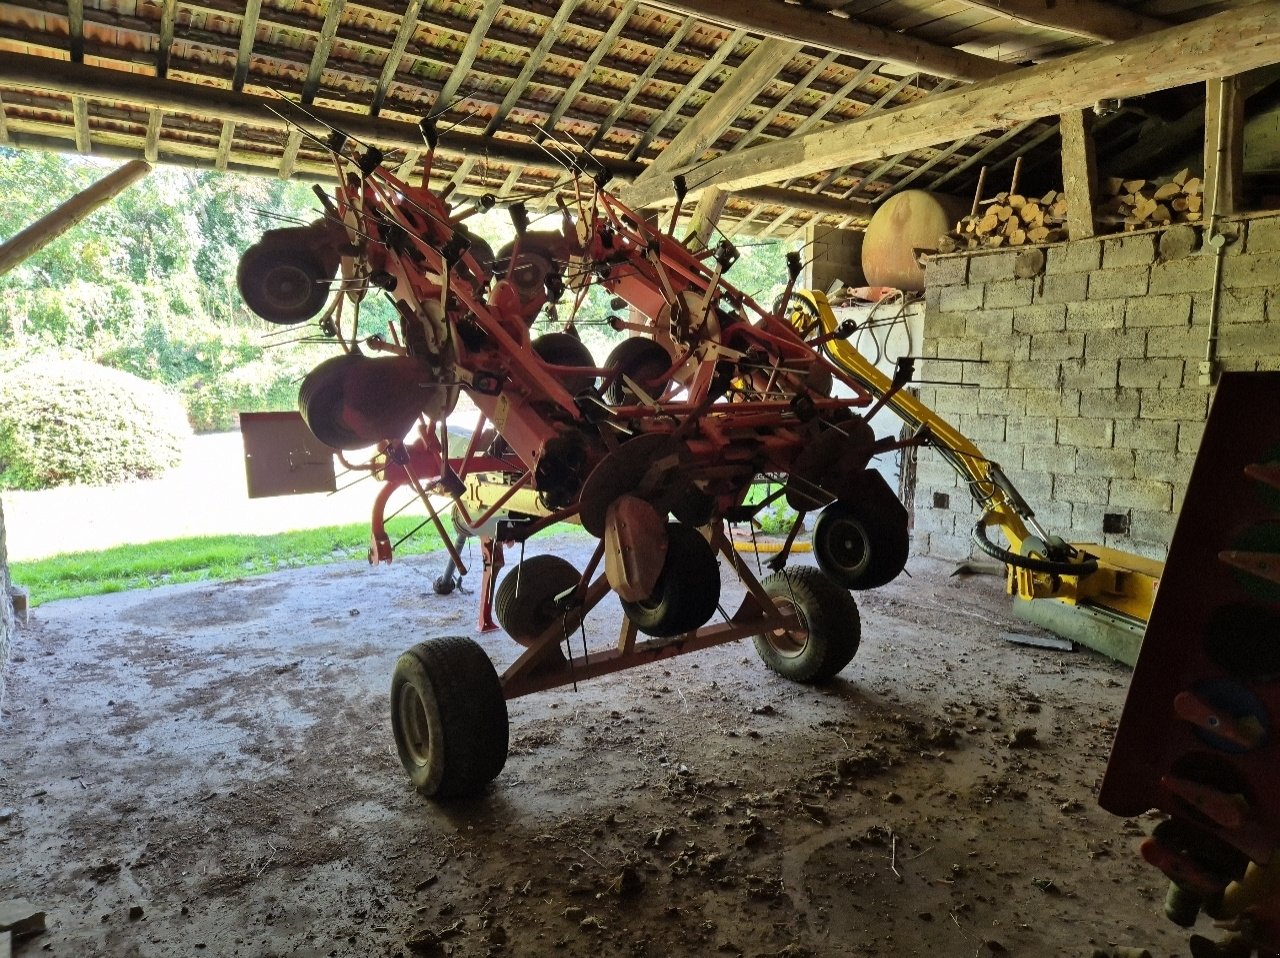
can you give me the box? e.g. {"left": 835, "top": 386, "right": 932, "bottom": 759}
{"left": 1, "top": 534, "right": 1189, "bottom": 957}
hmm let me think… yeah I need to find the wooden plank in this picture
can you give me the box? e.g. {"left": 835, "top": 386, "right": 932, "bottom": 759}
{"left": 215, "top": 119, "right": 233, "bottom": 170}
{"left": 621, "top": 2, "right": 1280, "bottom": 210}
{"left": 791, "top": 60, "right": 883, "bottom": 137}
{"left": 483, "top": 0, "right": 581, "bottom": 136}
{"left": 1204, "top": 74, "right": 1244, "bottom": 222}
{"left": 437, "top": 0, "right": 504, "bottom": 108}
{"left": 541, "top": 0, "right": 638, "bottom": 139}
{"left": 301, "top": 0, "right": 347, "bottom": 104}
{"left": 635, "top": 35, "right": 802, "bottom": 183}
{"left": 1059, "top": 108, "right": 1097, "bottom": 239}
{"left": 231, "top": 0, "right": 264, "bottom": 92}
{"left": 369, "top": 0, "right": 424, "bottom": 116}
{"left": 67, "top": 0, "right": 84, "bottom": 63}
{"left": 625, "top": 28, "right": 748, "bottom": 162}
{"left": 72, "top": 94, "right": 89, "bottom": 153}
{"left": 157, "top": 0, "right": 177, "bottom": 79}
{"left": 144, "top": 108, "right": 161, "bottom": 161}
{"left": 949, "top": 0, "right": 1168, "bottom": 42}
{"left": 734, "top": 51, "right": 839, "bottom": 153}
{"left": 644, "top": 0, "right": 1014, "bottom": 81}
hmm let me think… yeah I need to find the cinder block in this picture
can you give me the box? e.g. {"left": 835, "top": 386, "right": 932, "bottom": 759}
{"left": 1114, "top": 418, "right": 1179, "bottom": 452}
{"left": 1126, "top": 293, "right": 1194, "bottom": 329}
{"left": 1085, "top": 329, "right": 1145, "bottom": 360}
{"left": 1192, "top": 287, "right": 1268, "bottom": 324}
{"left": 1109, "top": 536, "right": 1166, "bottom": 562}
{"left": 935, "top": 336, "right": 983, "bottom": 361}
{"left": 1133, "top": 450, "right": 1197, "bottom": 485}
{"left": 1149, "top": 256, "right": 1215, "bottom": 295}
{"left": 919, "top": 360, "right": 964, "bottom": 384}
{"left": 972, "top": 387, "right": 1023, "bottom": 416}
{"left": 999, "top": 469, "right": 1053, "bottom": 506}
{"left": 1244, "top": 215, "right": 1280, "bottom": 253}
{"left": 977, "top": 442, "right": 1023, "bottom": 472}
{"left": 1030, "top": 331, "right": 1086, "bottom": 361}
{"left": 924, "top": 285, "right": 942, "bottom": 313}
{"left": 1024, "top": 443, "right": 1076, "bottom": 476}
{"left": 921, "top": 339, "right": 939, "bottom": 359}
{"left": 1118, "top": 357, "right": 1185, "bottom": 389}
{"left": 930, "top": 385, "right": 980, "bottom": 415}
{"left": 1035, "top": 271, "right": 1089, "bottom": 306}
{"left": 1054, "top": 474, "right": 1111, "bottom": 505}
{"left": 1177, "top": 420, "right": 1206, "bottom": 455}
{"left": 1066, "top": 300, "right": 1125, "bottom": 331}
{"left": 966, "top": 307, "right": 1014, "bottom": 338}
{"left": 1088, "top": 264, "right": 1151, "bottom": 300}
{"left": 927, "top": 532, "right": 977, "bottom": 562}
{"left": 1023, "top": 387, "right": 1080, "bottom": 417}
{"left": 985, "top": 279, "right": 1035, "bottom": 309}
{"left": 1080, "top": 387, "right": 1141, "bottom": 419}
{"left": 1033, "top": 499, "right": 1075, "bottom": 532}
{"left": 1047, "top": 240, "right": 1102, "bottom": 274}
{"left": 1057, "top": 417, "right": 1115, "bottom": 448}
{"left": 925, "top": 254, "right": 969, "bottom": 287}
{"left": 1009, "top": 360, "right": 1066, "bottom": 389}
{"left": 927, "top": 312, "right": 968, "bottom": 338}
{"left": 1076, "top": 447, "right": 1136, "bottom": 479}
{"left": 1222, "top": 251, "right": 1280, "bottom": 289}
{"left": 912, "top": 531, "right": 932, "bottom": 555}
{"left": 1109, "top": 478, "right": 1173, "bottom": 512}
{"left": 939, "top": 284, "right": 984, "bottom": 313}
{"left": 963, "top": 360, "right": 1010, "bottom": 388}
{"left": 967, "top": 251, "right": 1018, "bottom": 284}
{"left": 1216, "top": 323, "right": 1280, "bottom": 359}
{"left": 1013, "top": 303, "right": 1067, "bottom": 334}
{"left": 916, "top": 507, "right": 957, "bottom": 536}
{"left": 1059, "top": 358, "right": 1119, "bottom": 390}
{"left": 1005, "top": 415, "right": 1057, "bottom": 445}
{"left": 956, "top": 413, "right": 1007, "bottom": 443}
{"left": 1101, "top": 233, "right": 1158, "bottom": 270}
{"left": 1139, "top": 388, "right": 1210, "bottom": 421}
{"left": 1144, "top": 325, "right": 1206, "bottom": 359}
{"left": 979, "top": 334, "right": 1030, "bottom": 362}
{"left": 1128, "top": 509, "right": 1179, "bottom": 551}
{"left": 1071, "top": 503, "right": 1110, "bottom": 538}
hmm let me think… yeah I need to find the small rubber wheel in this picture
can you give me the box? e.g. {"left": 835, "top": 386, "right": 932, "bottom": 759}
{"left": 494, "top": 555, "right": 581, "bottom": 646}
{"left": 238, "top": 241, "right": 332, "bottom": 324}
{"left": 390, "top": 636, "right": 509, "bottom": 799}
{"left": 604, "top": 337, "right": 673, "bottom": 404}
{"left": 532, "top": 333, "right": 597, "bottom": 396}
{"left": 751, "top": 567, "right": 861, "bottom": 683}
{"left": 432, "top": 574, "right": 457, "bottom": 596}
{"left": 621, "top": 523, "right": 720, "bottom": 638}
{"left": 812, "top": 471, "right": 910, "bottom": 590}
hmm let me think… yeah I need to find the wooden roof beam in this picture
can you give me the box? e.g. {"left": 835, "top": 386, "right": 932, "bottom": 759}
{"left": 369, "top": 0, "right": 424, "bottom": 116}
{"left": 484, "top": 1, "right": 582, "bottom": 136}
{"left": 301, "top": 0, "right": 347, "bottom": 104}
{"left": 621, "top": 1, "right": 1280, "bottom": 210}
{"left": 67, "top": 0, "right": 84, "bottom": 63}
{"left": 539, "top": 0, "right": 639, "bottom": 139}
{"left": 232, "top": 0, "right": 264, "bottom": 92}
{"left": 156, "top": 0, "right": 177, "bottom": 79}
{"left": 734, "top": 51, "right": 839, "bottom": 153}
{"left": 947, "top": 0, "right": 1168, "bottom": 42}
{"left": 643, "top": 0, "right": 1015, "bottom": 82}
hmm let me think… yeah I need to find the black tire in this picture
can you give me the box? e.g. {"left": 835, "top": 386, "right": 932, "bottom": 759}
{"left": 532, "top": 332, "right": 597, "bottom": 396}
{"left": 812, "top": 471, "right": 910, "bottom": 590}
{"left": 432, "top": 574, "right": 457, "bottom": 596}
{"left": 237, "top": 241, "right": 333, "bottom": 324}
{"left": 298, "top": 354, "right": 363, "bottom": 449}
{"left": 621, "top": 523, "right": 720, "bottom": 638}
{"left": 494, "top": 555, "right": 581, "bottom": 645}
{"left": 390, "top": 636, "right": 509, "bottom": 799}
{"left": 604, "top": 337, "right": 672, "bottom": 404}
{"left": 751, "top": 567, "right": 861, "bottom": 683}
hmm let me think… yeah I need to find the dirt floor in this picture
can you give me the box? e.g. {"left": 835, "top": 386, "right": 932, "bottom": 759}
{"left": 0, "top": 534, "right": 1191, "bottom": 958}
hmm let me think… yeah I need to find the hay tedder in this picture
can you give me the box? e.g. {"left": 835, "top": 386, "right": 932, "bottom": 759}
{"left": 237, "top": 118, "right": 924, "bottom": 798}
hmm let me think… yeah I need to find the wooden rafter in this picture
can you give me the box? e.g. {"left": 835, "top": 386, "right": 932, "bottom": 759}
{"left": 72, "top": 95, "right": 89, "bottom": 153}
{"left": 484, "top": 1, "right": 582, "bottom": 137}
{"left": 881, "top": 136, "right": 971, "bottom": 198}
{"left": 232, "top": 0, "right": 265, "bottom": 92}
{"left": 540, "top": 0, "right": 639, "bottom": 139}
{"left": 396, "top": 148, "right": 422, "bottom": 180}
{"left": 626, "top": 28, "right": 747, "bottom": 162}
{"left": 144, "top": 108, "right": 161, "bottom": 162}
{"left": 734, "top": 51, "right": 839, "bottom": 153}
{"left": 302, "top": 0, "right": 347, "bottom": 104}
{"left": 790, "top": 60, "right": 882, "bottom": 137}
{"left": 215, "top": 120, "right": 234, "bottom": 170}
{"left": 156, "top": 0, "right": 177, "bottom": 79}
{"left": 947, "top": 0, "right": 1168, "bottom": 42}
{"left": 928, "top": 118, "right": 1037, "bottom": 190}
{"left": 584, "top": 18, "right": 697, "bottom": 152}
{"left": 643, "top": 0, "right": 1014, "bottom": 82}
{"left": 279, "top": 127, "right": 304, "bottom": 180}
{"left": 636, "top": 35, "right": 801, "bottom": 181}
{"left": 67, "top": 0, "right": 84, "bottom": 63}
{"left": 369, "top": 0, "right": 424, "bottom": 116}
{"left": 621, "top": 1, "right": 1280, "bottom": 210}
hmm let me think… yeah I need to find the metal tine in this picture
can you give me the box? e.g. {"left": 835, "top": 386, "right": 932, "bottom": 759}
{"left": 265, "top": 85, "right": 375, "bottom": 151}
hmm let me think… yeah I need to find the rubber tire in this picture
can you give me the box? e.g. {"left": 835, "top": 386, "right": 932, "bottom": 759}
{"left": 494, "top": 555, "right": 581, "bottom": 644}
{"left": 237, "top": 241, "right": 332, "bottom": 325}
{"left": 812, "top": 473, "right": 910, "bottom": 591}
{"left": 532, "top": 332, "right": 597, "bottom": 396}
{"left": 751, "top": 567, "right": 861, "bottom": 683}
{"left": 603, "top": 337, "right": 672, "bottom": 404}
{"left": 297, "top": 354, "right": 364, "bottom": 449}
{"left": 390, "top": 636, "right": 509, "bottom": 799}
{"left": 620, "top": 523, "right": 720, "bottom": 638}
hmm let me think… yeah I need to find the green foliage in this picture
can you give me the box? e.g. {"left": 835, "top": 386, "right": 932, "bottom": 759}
{"left": 9, "top": 517, "right": 446, "bottom": 606}
{"left": 0, "top": 359, "right": 190, "bottom": 489}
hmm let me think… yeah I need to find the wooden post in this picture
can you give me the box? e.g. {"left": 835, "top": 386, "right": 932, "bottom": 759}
{"left": 685, "top": 187, "right": 727, "bottom": 251}
{"left": 1204, "top": 75, "right": 1244, "bottom": 222}
{"left": 1060, "top": 108, "right": 1098, "bottom": 240}
{"left": 0, "top": 159, "right": 151, "bottom": 276}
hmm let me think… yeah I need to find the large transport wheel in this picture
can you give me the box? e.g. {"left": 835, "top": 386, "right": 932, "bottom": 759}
{"left": 620, "top": 523, "right": 721, "bottom": 638}
{"left": 812, "top": 470, "right": 910, "bottom": 591}
{"left": 494, "top": 555, "right": 581, "bottom": 646}
{"left": 390, "top": 637, "right": 509, "bottom": 799}
{"left": 603, "top": 337, "right": 673, "bottom": 404}
{"left": 531, "top": 332, "right": 597, "bottom": 397}
{"left": 751, "top": 567, "right": 862, "bottom": 683}
{"left": 237, "top": 235, "right": 334, "bottom": 325}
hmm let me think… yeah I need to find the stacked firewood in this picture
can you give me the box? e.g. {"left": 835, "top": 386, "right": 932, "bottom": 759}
{"left": 1097, "top": 169, "right": 1203, "bottom": 230}
{"left": 939, "top": 189, "right": 1070, "bottom": 251}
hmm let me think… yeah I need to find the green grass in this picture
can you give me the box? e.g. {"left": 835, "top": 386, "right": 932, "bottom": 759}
{"left": 10, "top": 516, "right": 447, "bottom": 607}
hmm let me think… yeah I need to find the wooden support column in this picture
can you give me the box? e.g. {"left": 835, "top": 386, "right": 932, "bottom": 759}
{"left": 72, "top": 95, "right": 90, "bottom": 153}
{"left": 215, "top": 120, "right": 234, "bottom": 170}
{"left": 685, "top": 187, "right": 726, "bottom": 251}
{"left": 144, "top": 109, "right": 161, "bottom": 162}
{"left": 1204, "top": 75, "right": 1244, "bottom": 222}
{"left": 1060, "top": 108, "right": 1098, "bottom": 240}
{"left": 279, "top": 128, "right": 303, "bottom": 180}
{"left": 0, "top": 160, "right": 151, "bottom": 276}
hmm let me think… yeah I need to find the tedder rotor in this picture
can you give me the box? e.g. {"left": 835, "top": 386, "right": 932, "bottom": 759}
{"left": 237, "top": 116, "right": 920, "bottom": 799}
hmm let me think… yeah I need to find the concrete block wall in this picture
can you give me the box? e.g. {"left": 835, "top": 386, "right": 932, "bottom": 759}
{"left": 915, "top": 216, "right": 1280, "bottom": 563}
{"left": 804, "top": 224, "right": 867, "bottom": 294}
{"left": 0, "top": 497, "right": 12, "bottom": 712}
